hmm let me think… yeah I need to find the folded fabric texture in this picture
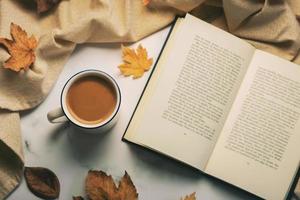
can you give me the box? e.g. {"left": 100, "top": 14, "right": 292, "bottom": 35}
{"left": 0, "top": 111, "right": 23, "bottom": 198}
{"left": 0, "top": 0, "right": 299, "bottom": 199}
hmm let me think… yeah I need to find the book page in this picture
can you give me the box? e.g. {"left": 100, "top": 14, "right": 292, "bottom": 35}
{"left": 206, "top": 50, "right": 300, "bottom": 200}
{"left": 124, "top": 14, "right": 255, "bottom": 170}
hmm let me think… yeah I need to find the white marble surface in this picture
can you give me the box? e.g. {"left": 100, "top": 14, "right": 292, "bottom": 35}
{"left": 7, "top": 26, "right": 262, "bottom": 200}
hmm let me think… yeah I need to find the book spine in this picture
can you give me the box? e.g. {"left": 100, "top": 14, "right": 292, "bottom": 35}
{"left": 122, "top": 16, "right": 181, "bottom": 141}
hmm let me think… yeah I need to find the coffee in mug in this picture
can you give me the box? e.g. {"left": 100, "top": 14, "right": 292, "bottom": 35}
{"left": 66, "top": 76, "right": 117, "bottom": 125}
{"left": 47, "top": 70, "right": 121, "bottom": 133}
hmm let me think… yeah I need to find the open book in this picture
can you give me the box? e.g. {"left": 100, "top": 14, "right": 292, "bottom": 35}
{"left": 123, "top": 14, "right": 300, "bottom": 200}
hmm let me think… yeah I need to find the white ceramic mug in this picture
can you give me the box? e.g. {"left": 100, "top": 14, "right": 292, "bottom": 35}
{"left": 47, "top": 70, "right": 121, "bottom": 133}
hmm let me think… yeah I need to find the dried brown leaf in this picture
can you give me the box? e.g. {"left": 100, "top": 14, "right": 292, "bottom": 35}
{"left": 118, "top": 172, "right": 138, "bottom": 200}
{"left": 86, "top": 170, "right": 118, "bottom": 200}
{"left": 0, "top": 23, "right": 37, "bottom": 72}
{"left": 85, "top": 170, "right": 138, "bottom": 200}
{"left": 181, "top": 192, "right": 196, "bottom": 200}
{"left": 73, "top": 196, "right": 85, "bottom": 200}
{"left": 35, "top": 0, "right": 61, "bottom": 13}
{"left": 24, "top": 167, "right": 60, "bottom": 199}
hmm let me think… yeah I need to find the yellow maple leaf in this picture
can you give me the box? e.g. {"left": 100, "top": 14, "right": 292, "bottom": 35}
{"left": 118, "top": 44, "right": 153, "bottom": 79}
{"left": 181, "top": 192, "right": 196, "bottom": 200}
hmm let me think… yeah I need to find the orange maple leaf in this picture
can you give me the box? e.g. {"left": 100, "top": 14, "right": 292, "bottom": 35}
{"left": 143, "top": 0, "right": 151, "bottom": 5}
{"left": 118, "top": 44, "right": 153, "bottom": 79}
{"left": 0, "top": 23, "right": 38, "bottom": 72}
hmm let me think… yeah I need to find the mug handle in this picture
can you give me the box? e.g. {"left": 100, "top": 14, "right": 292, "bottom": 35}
{"left": 47, "top": 107, "right": 68, "bottom": 123}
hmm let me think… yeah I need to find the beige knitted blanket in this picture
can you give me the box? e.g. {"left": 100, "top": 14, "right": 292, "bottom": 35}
{"left": 0, "top": 0, "right": 299, "bottom": 198}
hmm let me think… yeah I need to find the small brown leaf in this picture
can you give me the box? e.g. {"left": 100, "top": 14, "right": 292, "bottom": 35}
{"left": 35, "top": 0, "right": 61, "bottom": 13}
{"left": 73, "top": 196, "right": 85, "bottom": 200}
{"left": 24, "top": 167, "right": 60, "bottom": 199}
{"left": 0, "top": 23, "right": 37, "bottom": 72}
{"left": 86, "top": 170, "right": 138, "bottom": 200}
{"left": 181, "top": 192, "right": 196, "bottom": 200}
